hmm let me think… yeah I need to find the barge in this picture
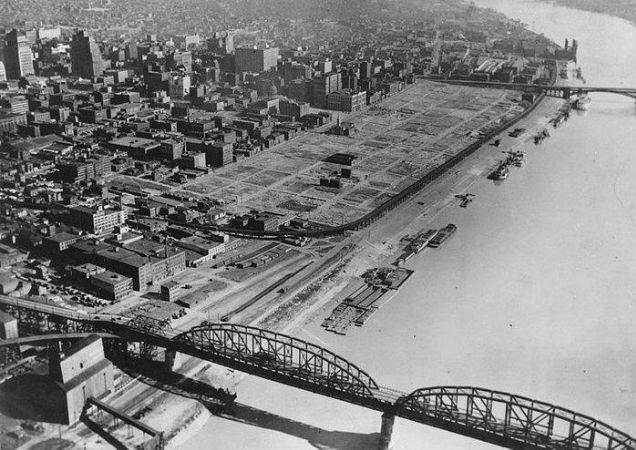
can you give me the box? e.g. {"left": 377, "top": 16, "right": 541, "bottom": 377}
{"left": 428, "top": 224, "right": 457, "bottom": 248}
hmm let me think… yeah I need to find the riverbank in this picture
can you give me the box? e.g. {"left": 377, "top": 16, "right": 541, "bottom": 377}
{"left": 74, "top": 38, "right": 584, "bottom": 450}
{"left": 63, "top": 82, "right": 571, "bottom": 450}
{"left": 288, "top": 93, "right": 566, "bottom": 332}
{"left": 175, "top": 88, "right": 573, "bottom": 450}
{"left": 179, "top": 1, "right": 636, "bottom": 448}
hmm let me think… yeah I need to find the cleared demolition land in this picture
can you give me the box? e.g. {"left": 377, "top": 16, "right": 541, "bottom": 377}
{"left": 178, "top": 81, "right": 524, "bottom": 226}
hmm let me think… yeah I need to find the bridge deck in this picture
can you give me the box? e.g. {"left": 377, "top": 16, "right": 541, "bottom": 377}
{"left": 0, "top": 333, "right": 118, "bottom": 347}
{"left": 1, "top": 296, "right": 635, "bottom": 450}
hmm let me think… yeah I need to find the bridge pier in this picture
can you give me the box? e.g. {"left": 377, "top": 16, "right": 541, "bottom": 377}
{"left": 164, "top": 349, "right": 183, "bottom": 371}
{"left": 378, "top": 412, "right": 395, "bottom": 450}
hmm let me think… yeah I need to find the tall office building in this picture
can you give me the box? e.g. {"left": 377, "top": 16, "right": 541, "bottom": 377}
{"left": 359, "top": 61, "right": 371, "bottom": 79}
{"left": 70, "top": 30, "right": 105, "bottom": 78}
{"left": 235, "top": 46, "right": 279, "bottom": 73}
{"left": 3, "top": 29, "right": 34, "bottom": 79}
{"left": 310, "top": 73, "right": 342, "bottom": 108}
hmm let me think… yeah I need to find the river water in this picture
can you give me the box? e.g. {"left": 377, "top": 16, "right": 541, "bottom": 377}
{"left": 182, "top": 1, "right": 636, "bottom": 448}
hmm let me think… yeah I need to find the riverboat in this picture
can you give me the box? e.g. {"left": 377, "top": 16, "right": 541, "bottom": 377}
{"left": 509, "top": 127, "right": 526, "bottom": 138}
{"left": 491, "top": 163, "right": 509, "bottom": 180}
{"left": 573, "top": 95, "right": 591, "bottom": 110}
{"left": 409, "top": 229, "right": 438, "bottom": 252}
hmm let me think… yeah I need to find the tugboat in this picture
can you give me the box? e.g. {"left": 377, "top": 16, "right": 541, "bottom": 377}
{"left": 491, "top": 162, "right": 509, "bottom": 180}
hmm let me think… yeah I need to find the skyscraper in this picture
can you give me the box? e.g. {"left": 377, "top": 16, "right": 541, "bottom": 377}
{"left": 70, "top": 30, "right": 105, "bottom": 79}
{"left": 3, "top": 29, "right": 34, "bottom": 79}
{"left": 235, "top": 46, "right": 279, "bottom": 73}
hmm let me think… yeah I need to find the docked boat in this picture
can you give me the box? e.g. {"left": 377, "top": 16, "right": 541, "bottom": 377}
{"left": 491, "top": 163, "right": 509, "bottom": 180}
{"left": 512, "top": 151, "right": 525, "bottom": 167}
{"left": 410, "top": 229, "right": 438, "bottom": 252}
{"left": 573, "top": 95, "right": 591, "bottom": 110}
{"left": 455, "top": 193, "right": 475, "bottom": 208}
{"left": 534, "top": 128, "right": 550, "bottom": 144}
{"left": 428, "top": 224, "right": 457, "bottom": 248}
{"left": 509, "top": 127, "right": 526, "bottom": 138}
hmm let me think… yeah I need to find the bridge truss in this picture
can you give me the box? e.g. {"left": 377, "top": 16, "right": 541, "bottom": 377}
{"left": 1, "top": 295, "right": 635, "bottom": 450}
{"left": 432, "top": 79, "right": 636, "bottom": 101}
{"left": 394, "top": 386, "right": 636, "bottom": 450}
{"left": 172, "top": 324, "right": 381, "bottom": 403}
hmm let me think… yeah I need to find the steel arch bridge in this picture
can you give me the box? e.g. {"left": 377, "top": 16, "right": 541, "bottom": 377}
{"left": 169, "top": 323, "right": 382, "bottom": 405}
{"left": 1, "top": 295, "right": 635, "bottom": 450}
{"left": 393, "top": 386, "right": 636, "bottom": 450}
{"left": 430, "top": 79, "right": 636, "bottom": 100}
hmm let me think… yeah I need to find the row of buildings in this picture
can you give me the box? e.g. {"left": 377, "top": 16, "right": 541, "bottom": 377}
{"left": 1, "top": 29, "right": 105, "bottom": 80}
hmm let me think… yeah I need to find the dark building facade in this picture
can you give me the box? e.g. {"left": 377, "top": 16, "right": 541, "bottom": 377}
{"left": 4, "top": 29, "right": 34, "bottom": 79}
{"left": 70, "top": 30, "right": 105, "bottom": 79}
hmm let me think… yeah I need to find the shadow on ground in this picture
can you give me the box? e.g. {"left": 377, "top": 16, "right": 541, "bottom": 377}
{"left": 219, "top": 403, "right": 380, "bottom": 450}
{"left": 80, "top": 415, "right": 128, "bottom": 450}
{"left": 116, "top": 358, "right": 380, "bottom": 450}
{"left": 0, "top": 374, "right": 66, "bottom": 423}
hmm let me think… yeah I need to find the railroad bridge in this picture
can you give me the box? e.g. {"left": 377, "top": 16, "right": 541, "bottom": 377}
{"left": 431, "top": 79, "right": 636, "bottom": 100}
{"left": 1, "top": 295, "right": 635, "bottom": 450}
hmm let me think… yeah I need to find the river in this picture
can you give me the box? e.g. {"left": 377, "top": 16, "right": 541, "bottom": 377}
{"left": 181, "top": 1, "right": 636, "bottom": 448}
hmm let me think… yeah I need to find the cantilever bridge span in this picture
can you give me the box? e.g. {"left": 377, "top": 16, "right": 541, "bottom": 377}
{"left": 1, "top": 295, "right": 635, "bottom": 450}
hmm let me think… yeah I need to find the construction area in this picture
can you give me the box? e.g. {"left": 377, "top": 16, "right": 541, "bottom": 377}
{"left": 175, "top": 81, "right": 524, "bottom": 226}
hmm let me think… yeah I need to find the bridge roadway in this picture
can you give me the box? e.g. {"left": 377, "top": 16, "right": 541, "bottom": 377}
{"left": 429, "top": 79, "right": 636, "bottom": 100}
{"left": 1, "top": 295, "right": 635, "bottom": 450}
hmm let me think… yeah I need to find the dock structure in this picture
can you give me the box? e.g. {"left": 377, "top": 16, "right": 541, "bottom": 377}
{"left": 322, "top": 268, "right": 412, "bottom": 334}
{"left": 322, "top": 285, "right": 386, "bottom": 334}
{"left": 83, "top": 397, "right": 165, "bottom": 449}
